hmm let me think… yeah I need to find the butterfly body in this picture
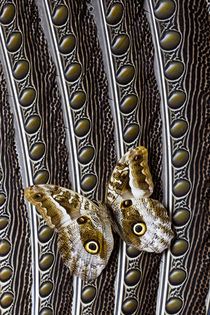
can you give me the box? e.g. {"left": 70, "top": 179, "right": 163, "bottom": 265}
{"left": 24, "top": 146, "right": 174, "bottom": 280}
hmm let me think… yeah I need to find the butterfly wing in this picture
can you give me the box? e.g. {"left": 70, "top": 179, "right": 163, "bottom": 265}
{"left": 107, "top": 195, "right": 174, "bottom": 253}
{"left": 106, "top": 146, "right": 154, "bottom": 202}
{"left": 106, "top": 146, "right": 174, "bottom": 253}
{"left": 25, "top": 184, "right": 114, "bottom": 280}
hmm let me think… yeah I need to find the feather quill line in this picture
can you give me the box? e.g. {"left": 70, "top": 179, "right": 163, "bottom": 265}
{"left": 89, "top": 1, "right": 126, "bottom": 314}
{"left": 0, "top": 26, "right": 39, "bottom": 315}
{"left": 37, "top": 1, "right": 83, "bottom": 314}
{"left": 145, "top": 1, "right": 173, "bottom": 314}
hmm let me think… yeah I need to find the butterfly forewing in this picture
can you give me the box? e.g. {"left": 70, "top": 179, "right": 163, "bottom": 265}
{"left": 127, "top": 146, "right": 154, "bottom": 198}
{"left": 106, "top": 146, "right": 154, "bottom": 203}
{"left": 25, "top": 184, "right": 114, "bottom": 280}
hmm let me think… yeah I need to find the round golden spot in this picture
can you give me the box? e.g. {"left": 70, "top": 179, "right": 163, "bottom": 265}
{"left": 123, "top": 124, "right": 139, "bottom": 143}
{"left": 39, "top": 253, "right": 54, "bottom": 271}
{"left": 39, "top": 308, "right": 53, "bottom": 315}
{"left": 0, "top": 216, "right": 9, "bottom": 230}
{"left": 70, "top": 91, "right": 86, "bottom": 110}
{"left": 169, "top": 269, "right": 186, "bottom": 285}
{"left": 170, "top": 119, "right": 188, "bottom": 138}
{"left": 74, "top": 118, "right": 90, "bottom": 137}
{"left": 168, "top": 90, "right": 186, "bottom": 109}
{"left": 0, "top": 266, "right": 12, "bottom": 282}
{"left": 77, "top": 216, "right": 89, "bottom": 225}
{"left": 64, "top": 62, "right": 82, "bottom": 83}
{"left": 59, "top": 34, "right": 76, "bottom": 54}
{"left": 122, "top": 297, "right": 138, "bottom": 314}
{"left": 154, "top": 0, "right": 175, "bottom": 20}
{"left": 84, "top": 240, "right": 99, "bottom": 254}
{"left": 13, "top": 60, "right": 29, "bottom": 80}
{"left": 171, "top": 238, "right": 188, "bottom": 256}
{"left": 0, "top": 292, "right": 14, "bottom": 308}
{"left": 106, "top": 2, "right": 124, "bottom": 26}
{"left": 166, "top": 297, "right": 183, "bottom": 314}
{"left": 132, "top": 222, "right": 146, "bottom": 236}
{"left": 116, "top": 65, "right": 135, "bottom": 85}
{"left": 173, "top": 179, "right": 190, "bottom": 197}
{"left": 78, "top": 146, "right": 94, "bottom": 164}
{"left": 52, "top": 5, "right": 68, "bottom": 26}
{"left": 0, "top": 239, "right": 11, "bottom": 256}
{"left": 29, "top": 142, "right": 45, "bottom": 161}
{"left": 172, "top": 149, "right": 189, "bottom": 168}
{"left": 38, "top": 225, "right": 54, "bottom": 243}
{"left": 120, "top": 94, "right": 138, "bottom": 114}
{"left": 6, "top": 31, "right": 22, "bottom": 53}
{"left": 19, "top": 87, "right": 36, "bottom": 107}
{"left": 120, "top": 200, "right": 132, "bottom": 208}
{"left": 25, "top": 115, "right": 41, "bottom": 134}
{"left": 33, "top": 170, "right": 49, "bottom": 185}
{"left": 81, "top": 285, "right": 96, "bottom": 303}
{"left": 0, "top": 193, "right": 6, "bottom": 206}
{"left": 126, "top": 246, "right": 141, "bottom": 258}
{"left": 0, "top": 4, "right": 15, "bottom": 25}
{"left": 39, "top": 281, "right": 53, "bottom": 297}
{"left": 111, "top": 34, "right": 130, "bottom": 56}
{"left": 81, "top": 174, "right": 97, "bottom": 192}
{"left": 160, "top": 30, "right": 181, "bottom": 51}
{"left": 125, "top": 269, "right": 141, "bottom": 286}
{"left": 164, "top": 61, "right": 184, "bottom": 81}
{"left": 173, "top": 208, "right": 190, "bottom": 226}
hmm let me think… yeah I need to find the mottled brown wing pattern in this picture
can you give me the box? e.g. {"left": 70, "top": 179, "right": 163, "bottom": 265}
{"left": 24, "top": 185, "right": 114, "bottom": 280}
{"left": 106, "top": 195, "right": 174, "bottom": 253}
{"left": 106, "top": 146, "right": 154, "bottom": 203}
{"left": 106, "top": 146, "right": 174, "bottom": 253}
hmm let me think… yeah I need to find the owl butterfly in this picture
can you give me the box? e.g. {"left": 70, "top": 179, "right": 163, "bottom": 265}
{"left": 24, "top": 146, "right": 174, "bottom": 280}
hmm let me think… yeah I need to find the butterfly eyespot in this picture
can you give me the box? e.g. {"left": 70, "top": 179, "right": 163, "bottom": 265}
{"left": 133, "top": 222, "right": 146, "bottom": 236}
{"left": 77, "top": 216, "right": 89, "bottom": 225}
{"left": 84, "top": 240, "right": 99, "bottom": 254}
{"left": 34, "top": 193, "right": 42, "bottom": 199}
{"left": 120, "top": 199, "right": 132, "bottom": 208}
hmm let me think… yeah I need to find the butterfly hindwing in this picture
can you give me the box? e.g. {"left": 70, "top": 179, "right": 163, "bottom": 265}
{"left": 106, "top": 194, "right": 174, "bottom": 253}
{"left": 24, "top": 185, "right": 114, "bottom": 280}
